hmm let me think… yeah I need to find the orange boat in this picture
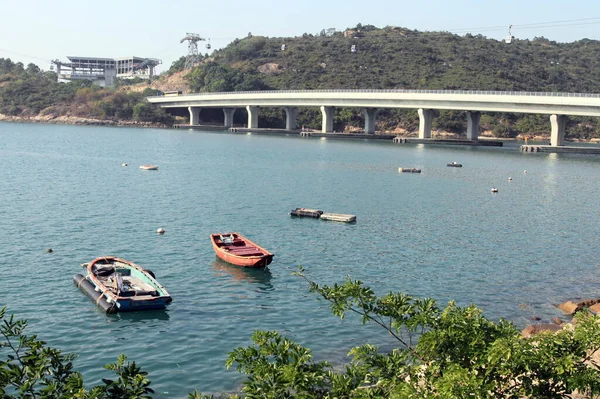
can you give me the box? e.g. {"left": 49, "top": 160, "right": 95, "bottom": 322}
{"left": 210, "top": 232, "right": 274, "bottom": 268}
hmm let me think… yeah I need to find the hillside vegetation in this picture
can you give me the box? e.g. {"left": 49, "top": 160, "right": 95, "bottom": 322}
{"left": 174, "top": 25, "right": 600, "bottom": 138}
{"left": 2, "top": 24, "right": 600, "bottom": 137}
{"left": 0, "top": 59, "right": 173, "bottom": 125}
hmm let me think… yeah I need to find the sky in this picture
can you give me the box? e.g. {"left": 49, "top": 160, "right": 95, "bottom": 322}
{"left": 1, "top": 0, "right": 600, "bottom": 73}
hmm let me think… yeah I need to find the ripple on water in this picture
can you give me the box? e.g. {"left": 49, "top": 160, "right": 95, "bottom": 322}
{"left": 2, "top": 124, "right": 600, "bottom": 397}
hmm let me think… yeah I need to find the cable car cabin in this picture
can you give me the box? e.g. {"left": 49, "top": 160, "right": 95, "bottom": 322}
{"left": 281, "top": 44, "right": 287, "bottom": 51}
{"left": 505, "top": 25, "right": 514, "bottom": 44}
{"left": 206, "top": 39, "right": 211, "bottom": 50}
{"left": 163, "top": 91, "right": 182, "bottom": 97}
{"left": 351, "top": 44, "right": 357, "bottom": 53}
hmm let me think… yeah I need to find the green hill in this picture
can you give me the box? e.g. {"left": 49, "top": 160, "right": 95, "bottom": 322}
{"left": 2, "top": 24, "right": 600, "bottom": 138}
{"left": 178, "top": 25, "right": 600, "bottom": 138}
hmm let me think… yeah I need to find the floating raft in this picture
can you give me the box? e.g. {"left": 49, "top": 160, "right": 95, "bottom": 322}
{"left": 398, "top": 167, "right": 421, "bottom": 173}
{"left": 290, "top": 208, "right": 323, "bottom": 218}
{"left": 320, "top": 213, "right": 357, "bottom": 223}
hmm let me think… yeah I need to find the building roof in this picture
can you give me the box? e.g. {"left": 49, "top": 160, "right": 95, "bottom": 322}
{"left": 67, "top": 56, "right": 115, "bottom": 62}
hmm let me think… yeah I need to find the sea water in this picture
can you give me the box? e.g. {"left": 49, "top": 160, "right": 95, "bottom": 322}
{"left": 1, "top": 122, "right": 599, "bottom": 397}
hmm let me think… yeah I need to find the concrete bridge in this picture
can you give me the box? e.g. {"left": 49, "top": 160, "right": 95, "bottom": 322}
{"left": 147, "top": 90, "right": 600, "bottom": 146}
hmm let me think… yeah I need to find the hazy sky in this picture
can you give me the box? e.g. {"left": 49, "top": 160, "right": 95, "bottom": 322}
{"left": 1, "top": 0, "right": 600, "bottom": 73}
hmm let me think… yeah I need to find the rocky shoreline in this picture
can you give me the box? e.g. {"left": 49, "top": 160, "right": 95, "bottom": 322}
{"left": 3, "top": 114, "right": 600, "bottom": 143}
{"left": 0, "top": 113, "right": 169, "bottom": 128}
{"left": 521, "top": 298, "right": 600, "bottom": 338}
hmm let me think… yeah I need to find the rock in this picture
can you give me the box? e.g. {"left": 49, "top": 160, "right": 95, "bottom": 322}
{"left": 530, "top": 316, "right": 542, "bottom": 321}
{"left": 557, "top": 300, "right": 579, "bottom": 315}
{"left": 557, "top": 299, "right": 600, "bottom": 315}
{"left": 552, "top": 317, "right": 564, "bottom": 325}
{"left": 589, "top": 303, "right": 600, "bottom": 314}
{"left": 521, "top": 323, "right": 563, "bottom": 338}
{"left": 45, "top": 248, "right": 53, "bottom": 253}
{"left": 257, "top": 63, "right": 282, "bottom": 75}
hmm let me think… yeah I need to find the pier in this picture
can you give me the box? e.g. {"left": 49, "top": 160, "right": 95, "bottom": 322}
{"left": 174, "top": 125, "right": 504, "bottom": 146}
{"left": 520, "top": 145, "right": 600, "bottom": 154}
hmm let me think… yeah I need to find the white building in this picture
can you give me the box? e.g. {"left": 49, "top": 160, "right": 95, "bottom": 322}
{"left": 53, "top": 56, "right": 161, "bottom": 87}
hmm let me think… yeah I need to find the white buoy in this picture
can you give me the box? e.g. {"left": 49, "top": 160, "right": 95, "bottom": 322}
{"left": 524, "top": 170, "right": 528, "bottom": 174}
{"left": 508, "top": 177, "right": 513, "bottom": 181}
{"left": 122, "top": 163, "right": 127, "bottom": 167}
{"left": 157, "top": 228, "right": 165, "bottom": 235}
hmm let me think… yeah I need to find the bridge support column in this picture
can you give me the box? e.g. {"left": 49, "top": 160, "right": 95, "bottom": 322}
{"left": 363, "top": 108, "right": 377, "bottom": 134}
{"left": 223, "top": 108, "right": 236, "bottom": 127}
{"left": 466, "top": 111, "right": 481, "bottom": 141}
{"left": 418, "top": 109, "right": 433, "bottom": 139}
{"left": 285, "top": 107, "right": 298, "bottom": 130}
{"left": 246, "top": 106, "right": 259, "bottom": 129}
{"left": 188, "top": 106, "right": 201, "bottom": 126}
{"left": 320, "top": 106, "right": 334, "bottom": 133}
{"left": 550, "top": 114, "right": 567, "bottom": 146}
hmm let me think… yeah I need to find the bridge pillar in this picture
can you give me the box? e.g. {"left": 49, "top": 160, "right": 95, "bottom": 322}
{"left": 223, "top": 108, "right": 236, "bottom": 127}
{"left": 418, "top": 109, "right": 433, "bottom": 139}
{"left": 466, "top": 111, "right": 481, "bottom": 141}
{"left": 363, "top": 108, "right": 377, "bottom": 134}
{"left": 188, "top": 106, "right": 201, "bottom": 126}
{"left": 550, "top": 114, "right": 567, "bottom": 146}
{"left": 285, "top": 107, "right": 298, "bottom": 130}
{"left": 320, "top": 106, "right": 334, "bottom": 133}
{"left": 246, "top": 106, "right": 259, "bottom": 129}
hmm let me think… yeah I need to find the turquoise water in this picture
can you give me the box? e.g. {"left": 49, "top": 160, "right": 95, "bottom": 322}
{"left": 1, "top": 122, "right": 600, "bottom": 397}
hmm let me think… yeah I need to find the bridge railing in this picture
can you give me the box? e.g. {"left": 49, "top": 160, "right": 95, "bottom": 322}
{"left": 153, "top": 89, "right": 600, "bottom": 98}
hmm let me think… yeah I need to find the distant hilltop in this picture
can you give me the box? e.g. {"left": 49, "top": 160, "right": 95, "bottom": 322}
{"left": 2, "top": 24, "right": 600, "bottom": 138}
{"left": 168, "top": 24, "right": 600, "bottom": 94}
{"left": 151, "top": 24, "right": 600, "bottom": 138}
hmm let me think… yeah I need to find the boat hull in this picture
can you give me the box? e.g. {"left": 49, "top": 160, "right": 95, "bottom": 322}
{"left": 76, "top": 256, "right": 172, "bottom": 313}
{"left": 290, "top": 208, "right": 323, "bottom": 218}
{"left": 210, "top": 233, "right": 274, "bottom": 268}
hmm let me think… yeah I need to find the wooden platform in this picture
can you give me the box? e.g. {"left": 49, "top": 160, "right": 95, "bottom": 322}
{"left": 393, "top": 137, "right": 503, "bottom": 146}
{"left": 520, "top": 145, "right": 600, "bottom": 154}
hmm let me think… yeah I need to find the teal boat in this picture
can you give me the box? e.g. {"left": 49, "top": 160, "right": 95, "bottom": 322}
{"left": 73, "top": 256, "right": 172, "bottom": 313}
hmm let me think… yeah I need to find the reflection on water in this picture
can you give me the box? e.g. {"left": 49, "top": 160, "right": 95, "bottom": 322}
{"left": 106, "top": 309, "right": 171, "bottom": 323}
{"left": 211, "top": 259, "right": 273, "bottom": 287}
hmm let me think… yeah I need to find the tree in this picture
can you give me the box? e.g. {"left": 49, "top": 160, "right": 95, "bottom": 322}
{"left": 26, "top": 63, "right": 40, "bottom": 75}
{"left": 167, "top": 56, "right": 187, "bottom": 75}
{"left": 0, "top": 306, "right": 155, "bottom": 399}
{"left": 221, "top": 269, "right": 600, "bottom": 398}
